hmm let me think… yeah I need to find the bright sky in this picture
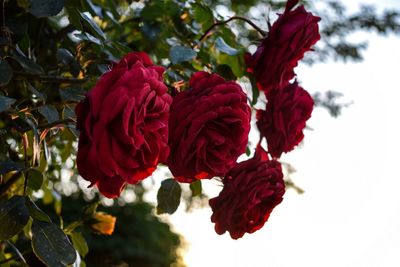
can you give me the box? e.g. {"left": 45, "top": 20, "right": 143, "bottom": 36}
{"left": 161, "top": 2, "right": 400, "bottom": 267}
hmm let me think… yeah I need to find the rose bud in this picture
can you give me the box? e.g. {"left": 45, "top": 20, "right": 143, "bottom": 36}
{"left": 209, "top": 146, "right": 285, "bottom": 239}
{"left": 245, "top": 0, "right": 320, "bottom": 93}
{"left": 76, "top": 52, "right": 172, "bottom": 198}
{"left": 167, "top": 71, "right": 251, "bottom": 183}
{"left": 257, "top": 81, "right": 314, "bottom": 158}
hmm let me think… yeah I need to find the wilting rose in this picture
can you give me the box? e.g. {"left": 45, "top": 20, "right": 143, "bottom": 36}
{"left": 257, "top": 81, "right": 313, "bottom": 158}
{"left": 167, "top": 71, "right": 251, "bottom": 183}
{"left": 90, "top": 212, "right": 116, "bottom": 235}
{"left": 245, "top": 0, "right": 321, "bottom": 93}
{"left": 76, "top": 52, "right": 172, "bottom": 198}
{"left": 209, "top": 147, "right": 285, "bottom": 239}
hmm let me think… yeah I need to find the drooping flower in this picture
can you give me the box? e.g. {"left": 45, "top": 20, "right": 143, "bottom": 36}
{"left": 257, "top": 81, "right": 314, "bottom": 158}
{"left": 245, "top": 0, "right": 321, "bottom": 93}
{"left": 209, "top": 147, "right": 285, "bottom": 239}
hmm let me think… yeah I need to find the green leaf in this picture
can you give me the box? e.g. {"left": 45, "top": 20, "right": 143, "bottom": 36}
{"left": 189, "top": 180, "right": 202, "bottom": 197}
{"left": 31, "top": 220, "right": 76, "bottom": 266}
{"left": 0, "top": 196, "right": 30, "bottom": 240}
{"left": 56, "top": 48, "right": 74, "bottom": 65}
{"left": 250, "top": 76, "right": 260, "bottom": 106}
{"left": 0, "top": 59, "right": 13, "bottom": 87}
{"left": 0, "top": 96, "right": 16, "bottom": 113}
{"left": 156, "top": 178, "right": 181, "bottom": 215}
{"left": 246, "top": 146, "right": 251, "bottom": 156}
{"left": 215, "top": 64, "right": 236, "bottom": 80}
{"left": 0, "top": 160, "right": 24, "bottom": 175}
{"left": 70, "top": 232, "right": 88, "bottom": 257}
{"left": 66, "top": 7, "right": 83, "bottom": 31}
{"left": 192, "top": 3, "right": 214, "bottom": 31}
{"left": 25, "top": 197, "right": 51, "bottom": 222}
{"left": 26, "top": 168, "right": 44, "bottom": 191}
{"left": 39, "top": 105, "right": 59, "bottom": 123}
{"left": 169, "top": 46, "right": 197, "bottom": 65}
{"left": 59, "top": 87, "right": 85, "bottom": 102}
{"left": 12, "top": 53, "right": 44, "bottom": 74}
{"left": 28, "top": 0, "right": 65, "bottom": 18}
{"left": 79, "top": 12, "right": 106, "bottom": 41}
{"left": 215, "top": 37, "right": 239, "bottom": 55}
{"left": 74, "top": 32, "right": 102, "bottom": 46}
{"left": 25, "top": 81, "right": 46, "bottom": 101}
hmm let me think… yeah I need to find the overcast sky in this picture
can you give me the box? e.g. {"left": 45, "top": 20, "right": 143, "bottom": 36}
{"left": 162, "top": 2, "right": 400, "bottom": 266}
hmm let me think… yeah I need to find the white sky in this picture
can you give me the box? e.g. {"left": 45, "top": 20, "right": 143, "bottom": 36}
{"left": 160, "top": 2, "right": 400, "bottom": 266}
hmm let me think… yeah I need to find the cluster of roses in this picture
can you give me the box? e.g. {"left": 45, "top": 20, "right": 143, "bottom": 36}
{"left": 75, "top": 0, "right": 320, "bottom": 239}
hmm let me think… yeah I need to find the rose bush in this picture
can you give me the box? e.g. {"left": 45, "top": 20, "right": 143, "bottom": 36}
{"left": 209, "top": 147, "right": 285, "bottom": 239}
{"left": 245, "top": 0, "right": 321, "bottom": 93}
{"left": 76, "top": 52, "right": 172, "bottom": 198}
{"left": 167, "top": 71, "right": 251, "bottom": 183}
{"left": 257, "top": 82, "right": 314, "bottom": 158}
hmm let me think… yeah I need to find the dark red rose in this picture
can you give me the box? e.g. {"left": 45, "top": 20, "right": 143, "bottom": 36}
{"left": 76, "top": 52, "right": 172, "bottom": 198}
{"left": 209, "top": 147, "right": 285, "bottom": 239}
{"left": 256, "top": 81, "right": 313, "bottom": 158}
{"left": 245, "top": 0, "right": 320, "bottom": 93}
{"left": 167, "top": 71, "right": 251, "bottom": 183}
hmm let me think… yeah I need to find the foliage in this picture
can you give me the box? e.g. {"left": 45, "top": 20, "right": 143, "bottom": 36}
{"left": 0, "top": 0, "right": 399, "bottom": 266}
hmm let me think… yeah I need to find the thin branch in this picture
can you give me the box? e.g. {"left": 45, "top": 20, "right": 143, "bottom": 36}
{"left": 37, "top": 118, "right": 75, "bottom": 130}
{"left": 198, "top": 16, "right": 266, "bottom": 43}
{"left": 14, "top": 71, "right": 88, "bottom": 84}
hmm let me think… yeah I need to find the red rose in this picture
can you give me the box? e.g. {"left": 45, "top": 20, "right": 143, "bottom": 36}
{"left": 256, "top": 81, "right": 313, "bottom": 158}
{"left": 167, "top": 71, "right": 251, "bottom": 183}
{"left": 245, "top": 0, "right": 320, "bottom": 93}
{"left": 209, "top": 147, "right": 285, "bottom": 239}
{"left": 76, "top": 52, "right": 172, "bottom": 198}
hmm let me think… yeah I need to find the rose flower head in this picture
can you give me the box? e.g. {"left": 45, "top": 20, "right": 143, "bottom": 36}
{"left": 257, "top": 81, "right": 314, "bottom": 158}
{"left": 209, "top": 146, "right": 285, "bottom": 239}
{"left": 245, "top": 0, "right": 321, "bottom": 93}
{"left": 167, "top": 71, "right": 251, "bottom": 183}
{"left": 76, "top": 52, "right": 172, "bottom": 198}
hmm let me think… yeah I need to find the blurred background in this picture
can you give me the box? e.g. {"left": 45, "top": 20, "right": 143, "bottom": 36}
{"left": 0, "top": 0, "right": 399, "bottom": 266}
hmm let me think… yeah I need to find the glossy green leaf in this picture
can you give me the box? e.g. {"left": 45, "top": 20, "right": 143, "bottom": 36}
{"left": 0, "top": 196, "right": 30, "bottom": 240}
{"left": 0, "top": 96, "right": 16, "bottom": 113}
{"left": 156, "top": 179, "right": 182, "bottom": 215}
{"left": 39, "top": 105, "right": 59, "bottom": 123}
{"left": 28, "top": 0, "right": 65, "bottom": 18}
{"left": 25, "top": 197, "right": 51, "bottom": 222}
{"left": 79, "top": 12, "right": 106, "bottom": 40}
{"left": 12, "top": 53, "right": 44, "bottom": 74}
{"left": 190, "top": 180, "right": 202, "bottom": 197}
{"left": 0, "top": 59, "right": 13, "bottom": 87}
{"left": 215, "top": 37, "right": 240, "bottom": 55}
{"left": 31, "top": 220, "right": 77, "bottom": 266}
{"left": 169, "top": 45, "right": 197, "bottom": 64}
{"left": 56, "top": 48, "right": 74, "bottom": 65}
{"left": 70, "top": 232, "right": 89, "bottom": 257}
{"left": 26, "top": 168, "right": 44, "bottom": 191}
